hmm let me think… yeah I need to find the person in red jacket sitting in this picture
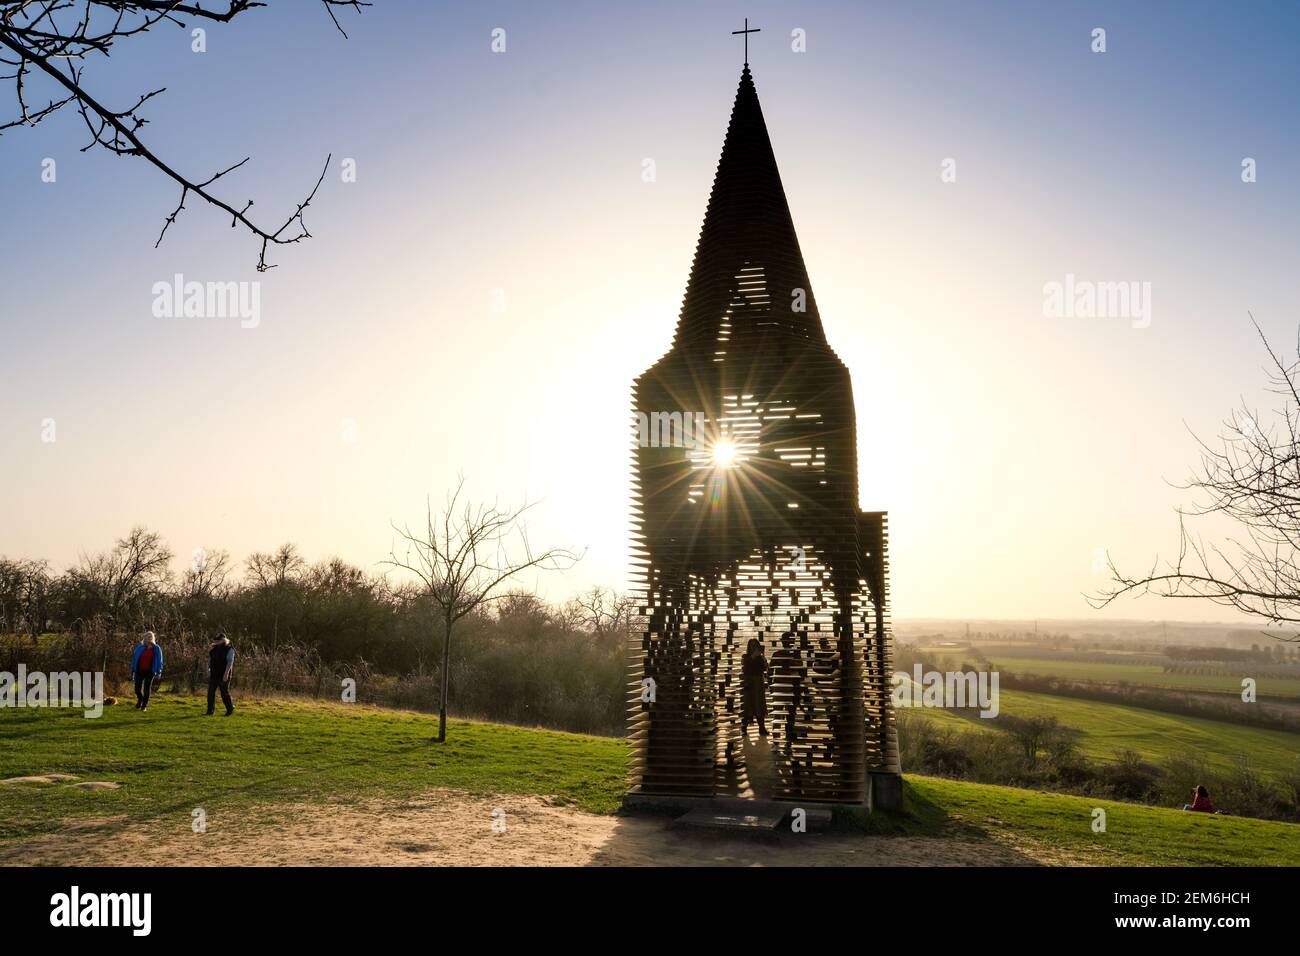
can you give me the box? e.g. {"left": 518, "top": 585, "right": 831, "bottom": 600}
{"left": 1183, "top": 784, "right": 1216, "bottom": 813}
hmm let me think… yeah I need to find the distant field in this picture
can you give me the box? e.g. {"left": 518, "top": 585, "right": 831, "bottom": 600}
{"left": 988, "top": 654, "right": 1300, "bottom": 699}
{"left": 910, "top": 686, "right": 1300, "bottom": 778}
{"left": 907, "top": 642, "right": 1300, "bottom": 698}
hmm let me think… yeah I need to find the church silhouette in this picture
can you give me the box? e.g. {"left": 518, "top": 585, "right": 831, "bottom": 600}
{"left": 628, "top": 58, "right": 901, "bottom": 809}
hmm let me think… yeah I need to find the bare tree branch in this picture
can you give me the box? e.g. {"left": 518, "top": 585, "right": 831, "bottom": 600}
{"left": 1091, "top": 316, "right": 1300, "bottom": 641}
{"left": 0, "top": 1, "right": 368, "bottom": 269}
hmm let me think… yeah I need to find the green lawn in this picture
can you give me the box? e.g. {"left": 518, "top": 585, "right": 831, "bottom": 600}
{"left": 2, "top": 695, "right": 1297, "bottom": 865}
{"left": 988, "top": 653, "right": 1300, "bottom": 699}
{"left": 0, "top": 695, "right": 628, "bottom": 843}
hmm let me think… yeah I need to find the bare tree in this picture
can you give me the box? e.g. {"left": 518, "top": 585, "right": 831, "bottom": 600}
{"left": 566, "top": 585, "right": 634, "bottom": 639}
{"left": 383, "top": 478, "right": 582, "bottom": 742}
{"left": 1093, "top": 318, "right": 1300, "bottom": 638}
{"left": 73, "top": 525, "right": 173, "bottom": 622}
{"left": 0, "top": 1, "right": 368, "bottom": 270}
{"left": 180, "top": 547, "right": 233, "bottom": 601}
{"left": 244, "top": 543, "right": 306, "bottom": 643}
{"left": 0, "top": 558, "right": 25, "bottom": 633}
{"left": 245, "top": 544, "right": 306, "bottom": 589}
{"left": 0, "top": 557, "right": 51, "bottom": 638}
{"left": 999, "top": 715, "right": 1079, "bottom": 768}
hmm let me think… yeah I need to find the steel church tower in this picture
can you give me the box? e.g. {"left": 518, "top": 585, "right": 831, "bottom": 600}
{"left": 628, "top": 60, "right": 901, "bottom": 809}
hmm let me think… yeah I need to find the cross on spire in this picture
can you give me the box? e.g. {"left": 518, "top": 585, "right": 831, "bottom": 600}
{"left": 731, "top": 17, "right": 760, "bottom": 66}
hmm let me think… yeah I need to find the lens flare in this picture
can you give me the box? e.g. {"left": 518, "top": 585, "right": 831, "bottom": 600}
{"left": 712, "top": 438, "right": 738, "bottom": 466}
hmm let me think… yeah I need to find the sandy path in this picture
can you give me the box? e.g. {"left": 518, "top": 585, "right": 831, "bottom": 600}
{"left": 0, "top": 789, "right": 1052, "bottom": 867}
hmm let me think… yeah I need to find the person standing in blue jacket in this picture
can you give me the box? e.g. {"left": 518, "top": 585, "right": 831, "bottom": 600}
{"left": 130, "top": 631, "right": 164, "bottom": 711}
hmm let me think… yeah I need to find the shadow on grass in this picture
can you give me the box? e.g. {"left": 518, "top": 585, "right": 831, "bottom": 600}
{"left": 832, "top": 778, "right": 982, "bottom": 838}
{"left": 587, "top": 779, "right": 1038, "bottom": 866}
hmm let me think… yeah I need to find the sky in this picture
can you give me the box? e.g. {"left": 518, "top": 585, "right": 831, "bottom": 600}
{"left": 2, "top": 1, "right": 1298, "bottom": 622}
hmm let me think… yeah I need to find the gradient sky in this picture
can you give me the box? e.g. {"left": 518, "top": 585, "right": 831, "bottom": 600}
{"left": 2, "top": 1, "right": 1298, "bottom": 622}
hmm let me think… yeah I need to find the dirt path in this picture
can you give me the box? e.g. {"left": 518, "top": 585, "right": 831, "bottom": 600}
{"left": 0, "top": 789, "right": 1052, "bottom": 866}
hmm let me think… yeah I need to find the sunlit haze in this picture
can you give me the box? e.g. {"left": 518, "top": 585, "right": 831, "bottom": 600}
{"left": 3, "top": 1, "right": 1298, "bottom": 623}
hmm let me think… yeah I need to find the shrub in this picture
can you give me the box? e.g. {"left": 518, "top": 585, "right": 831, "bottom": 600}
{"left": 1098, "top": 749, "right": 1161, "bottom": 801}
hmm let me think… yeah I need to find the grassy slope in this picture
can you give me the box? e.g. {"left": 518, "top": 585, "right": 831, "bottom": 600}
{"left": 998, "top": 689, "right": 1300, "bottom": 775}
{"left": 0, "top": 696, "right": 628, "bottom": 841}
{"left": 904, "top": 776, "right": 1300, "bottom": 866}
{"left": 908, "top": 685, "right": 1300, "bottom": 777}
{"left": 1, "top": 696, "right": 1297, "bottom": 865}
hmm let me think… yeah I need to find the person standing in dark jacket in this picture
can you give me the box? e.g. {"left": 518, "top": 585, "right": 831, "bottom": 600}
{"left": 769, "top": 631, "right": 806, "bottom": 755}
{"left": 740, "top": 638, "right": 768, "bottom": 737}
{"left": 206, "top": 632, "right": 236, "bottom": 716}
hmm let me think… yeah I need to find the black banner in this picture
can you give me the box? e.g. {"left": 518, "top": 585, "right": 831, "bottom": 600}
{"left": 7, "top": 866, "right": 1279, "bottom": 941}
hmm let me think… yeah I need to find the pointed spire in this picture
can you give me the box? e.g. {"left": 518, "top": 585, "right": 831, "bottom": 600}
{"left": 673, "top": 67, "right": 824, "bottom": 351}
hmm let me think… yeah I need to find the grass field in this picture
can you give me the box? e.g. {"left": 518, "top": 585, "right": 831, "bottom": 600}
{"left": 0, "top": 696, "right": 628, "bottom": 843}
{"left": 987, "top": 653, "right": 1300, "bottom": 699}
{"left": 1, "top": 695, "right": 1298, "bottom": 865}
{"left": 903, "top": 776, "right": 1299, "bottom": 866}
{"left": 909, "top": 686, "right": 1300, "bottom": 778}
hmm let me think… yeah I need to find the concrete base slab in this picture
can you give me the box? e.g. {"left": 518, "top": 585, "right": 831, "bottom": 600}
{"left": 672, "top": 805, "right": 787, "bottom": 836}
{"left": 870, "top": 771, "right": 904, "bottom": 811}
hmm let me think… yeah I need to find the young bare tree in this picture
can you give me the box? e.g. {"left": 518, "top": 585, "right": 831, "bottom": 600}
{"left": 0, "top": 1, "right": 368, "bottom": 269}
{"left": 383, "top": 478, "right": 582, "bottom": 742}
{"left": 1093, "top": 318, "right": 1300, "bottom": 638}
